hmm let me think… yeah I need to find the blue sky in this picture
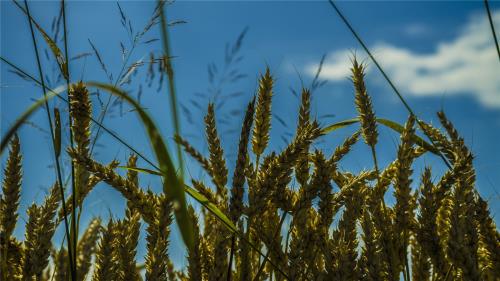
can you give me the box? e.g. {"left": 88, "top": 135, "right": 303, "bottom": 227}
{"left": 1, "top": 0, "right": 500, "bottom": 268}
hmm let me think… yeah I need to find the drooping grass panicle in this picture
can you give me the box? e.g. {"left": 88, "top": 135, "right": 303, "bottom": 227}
{"left": 252, "top": 67, "right": 273, "bottom": 157}
{"left": 174, "top": 134, "right": 213, "bottom": 178}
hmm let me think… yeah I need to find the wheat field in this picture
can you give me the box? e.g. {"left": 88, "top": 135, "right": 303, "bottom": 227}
{"left": 1, "top": 1, "right": 499, "bottom": 281}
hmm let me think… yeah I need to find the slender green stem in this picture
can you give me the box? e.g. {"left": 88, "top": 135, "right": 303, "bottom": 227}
{"left": 89, "top": 43, "right": 138, "bottom": 155}
{"left": 252, "top": 212, "right": 287, "bottom": 281}
{"left": 327, "top": 0, "right": 453, "bottom": 170}
{"left": 158, "top": 0, "right": 184, "bottom": 179}
{"left": 60, "top": 1, "right": 78, "bottom": 279}
{"left": 22, "top": 1, "right": 75, "bottom": 279}
{"left": 484, "top": 0, "right": 500, "bottom": 62}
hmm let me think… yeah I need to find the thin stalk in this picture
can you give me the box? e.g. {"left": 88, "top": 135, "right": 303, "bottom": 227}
{"left": 23, "top": 1, "right": 75, "bottom": 279}
{"left": 89, "top": 43, "right": 137, "bottom": 155}
{"left": 158, "top": 0, "right": 184, "bottom": 179}
{"left": 484, "top": 0, "right": 500, "bottom": 61}
{"left": 0, "top": 56, "right": 160, "bottom": 170}
{"left": 370, "top": 145, "right": 380, "bottom": 184}
{"left": 60, "top": 1, "right": 78, "bottom": 279}
{"left": 327, "top": 0, "right": 453, "bottom": 170}
{"left": 252, "top": 212, "right": 287, "bottom": 281}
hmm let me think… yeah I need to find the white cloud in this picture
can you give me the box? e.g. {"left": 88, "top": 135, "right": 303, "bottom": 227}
{"left": 306, "top": 11, "right": 500, "bottom": 108}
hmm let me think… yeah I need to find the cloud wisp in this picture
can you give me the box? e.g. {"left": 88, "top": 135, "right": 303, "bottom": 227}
{"left": 307, "top": 10, "right": 500, "bottom": 108}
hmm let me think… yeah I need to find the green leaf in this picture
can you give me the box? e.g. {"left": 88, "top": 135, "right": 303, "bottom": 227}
{"left": 118, "top": 166, "right": 163, "bottom": 176}
{"left": 376, "top": 118, "right": 439, "bottom": 154}
{"left": 86, "top": 82, "right": 194, "bottom": 251}
{"left": 1, "top": 85, "right": 65, "bottom": 154}
{"left": 321, "top": 117, "right": 439, "bottom": 155}
{"left": 321, "top": 118, "right": 360, "bottom": 134}
{"left": 184, "top": 185, "right": 237, "bottom": 232}
{"left": 121, "top": 165, "right": 237, "bottom": 232}
{"left": 54, "top": 107, "right": 61, "bottom": 158}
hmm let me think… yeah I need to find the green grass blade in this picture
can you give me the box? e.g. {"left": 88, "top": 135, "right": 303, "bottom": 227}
{"left": 321, "top": 118, "right": 359, "bottom": 134}
{"left": 1, "top": 85, "right": 66, "bottom": 153}
{"left": 86, "top": 81, "right": 194, "bottom": 251}
{"left": 376, "top": 118, "right": 439, "bottom": 154}
{"left": 118, "top": 166, "right": 164, "bottom": 176}
{"left": 321, "top": 117, "right": 438, "bottom": 155}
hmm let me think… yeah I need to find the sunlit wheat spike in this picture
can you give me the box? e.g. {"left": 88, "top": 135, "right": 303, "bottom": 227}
{"left": 295, "top": 88, "right": 312, "bottom": 186}
{"left": 205, "top": 102, "right": 228, "bottom": 196}
{"left": 252, "top": 67, "right": 273, "bottom": 156}
{"left": 187, "top": 206, "right": 202, "bottom": 281}
{"left": 359, "top": 209, "right": 385, "bottom": 281}
{"left": 145, "top": 195, "right": 172, "bottom": 281}
{"left": 416, "top": 167, "right": 448, "bottom": 277}
{"left": 1, "top": 134, "right": 22, "bottom": 239}
{"left": 69, "top": 81, "right": 92, "bottom": 157}
{"left": 92, "top": 219, "right": 118, "bottom": 281}
{"left": 54, "top": 247, "right": 70, "bottom": 281}
{"left": 126, "top": 153, "right": 139, "bottom": 186}
{"left": 116, "top": 209, "right": 141, "bottom": 281}
{"left": 250, "top": 122, "right": 322, "bottom": 216}
{"left": 1, "top": 237, "right": 23, "bottom": 280}
{"left": 328, "top": 131, "right": 360, "bottom": 165}
{"left": 230, "top": 97, "right": 255, "bottom": 222}
{"left": 437, "top": 110, "right": 469, "bottom": 157}
{"left": 445, "top": 151, "right": 482, "bottom": 280}
{"left": 22, "top": 183, "right": 61, "bottom": 279}
{"left": 410, "top": 236, "right": 431, "bottom": 281}
{"left": 312, "top": 150, "right": 335, "bottom": 229}
{"left": 351, "top": 57, "right": 378, "bottom": 148}
{"left": 76, "top": 217, "right": 101, "bottom": 281}
{"left": 175, "top": 134, "right": 213, "bottom": 178}
{"left": 475, "top": 196, "right": 500, "bottom": 279}
{"left": 59, "top": 159, "right": 118, "bottom": 221}
{"left": 393, "top": 115, "right": 416, "bottom": 234}
{"left": 418, "top": 120, "right": 456, "bottom": 163}
{"left": 67, "top": 148, "right": 156, "bottom": 224}
{"left": 191, "top": 179, "right": 216, "bottom": 204}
